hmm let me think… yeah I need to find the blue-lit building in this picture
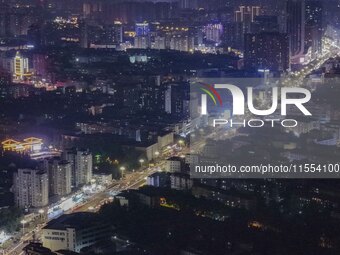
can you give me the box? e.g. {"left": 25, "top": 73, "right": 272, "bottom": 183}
{"left": 135, "top": 22, "right": 150, "bottom": 36}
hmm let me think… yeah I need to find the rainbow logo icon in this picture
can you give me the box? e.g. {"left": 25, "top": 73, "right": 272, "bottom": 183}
{"left": 198, "top": 83, "right": 222, "bottom": 106}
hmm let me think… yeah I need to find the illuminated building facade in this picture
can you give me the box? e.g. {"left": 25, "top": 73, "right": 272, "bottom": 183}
{"left": 134, "top": 35, "right": 150, "bottom": 49}
{"left": 169, "top": 35, "right": 194, "bottom": 52}
{"left": 135, "top": 22, "right": 150, "bottom": 36}
{"left": 63, "top": 149, "right": 93, "bottom": 188}
{"left": 204, "top": 23, "right": 223, "bottom": 44}
{"left": 13, "top": 168, "right": 49, "bottom": 208}
{"left": 2, "top": 137, "right": 43, "bottom": 153}
{"left": 235, "top": 6, "right": 261, "bottom": 23}
{"left": 13, "top": 51, "right": 31, "bottom": 80}
{"left": 113, "top": 21, "right": 123, "bottom": 43}
{"left": 235, "top": 6, "right": 261, "bottom": 34}
{"left": 153, "top": 36, "right": 166, "bottom": 49}
{"left": 42, "top": 158, "right": 72, "bottom": 197}
{"left": 75, "top": 150, "right": 93, "bottom": 187}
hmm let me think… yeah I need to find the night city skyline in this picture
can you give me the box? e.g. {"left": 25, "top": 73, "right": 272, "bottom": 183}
{"left": 0, "top": 0, "right": 340, "bottom": 254}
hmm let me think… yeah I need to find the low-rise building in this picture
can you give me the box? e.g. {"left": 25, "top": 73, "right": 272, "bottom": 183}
{"left": 166, "top": 156, "right": 185, "bottom": 173}
{"left": 170, "top": 172, "right": 193, "bottom": 190}
{"left": 93, "top": 172, "right": 112, "bottom": 186}
{"left": 147, "top": 172, "right": 170, "bottom": 188}
{"left": 42, "top": 213, "right": 111, "bottom": 252}
{"left": 192, "top": 184, "right": 257, "bottom": 210}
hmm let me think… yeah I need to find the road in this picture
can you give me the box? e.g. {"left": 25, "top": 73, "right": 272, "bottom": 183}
{"left": 282, "top": 37, "right": 340, "bottom": 88}
{"left": 71, "top": 167, "right": 158, "bottom": 213}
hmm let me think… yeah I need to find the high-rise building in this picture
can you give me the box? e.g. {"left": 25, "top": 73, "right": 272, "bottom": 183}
{"left": 80, "top": 21, "right": 89, "bottom": 49}
{"left": 13, "top": 168, "right": 49, "bottom": 208}
{"left": 13, "top": 52, "right": 30, "bottom": 80}
{"left": 134, "top": 35, "right": 150, "bottom": 49}
{"left": 63, "top": 149, "right": 76, "bottom": 186}
{"left": 231, "top": 6, "right": 261, "bottom": 49}
{"left": 42, "top": 158, "right": 72, "bottom": 197}
{"left": 244, "top": 32, "right": 290, "bottom": 72}
{"left": 235, "top": 6, "right": 261, "bottom": 23}
{"left": 8, "top": 7, "right": 41, "bottom": 36}
{"left": 204, "top": 23, "right": 223, "bottom": 44}
{"left": 103, "top": 21, "right": 123, "bottom": 45}
{"left": 169, "top": 35, "right": 194, "bottom": 52}
{"left": 63, "top": 149, "right": 93, "bottom": 188}
{"left": 113, "top": 21, "right": 123, "bottom": 43}
{"left": 179, "top": 0, "right": 199, "bottom": 10}
{"left": 153, "top": 36, "right": 166, "bottom": 49}
{"left": 235, "top": 6, "right": 261, "bottom": 34}
{"left": 83, "top": 1, "right": 102, "bottom": 18}
{"left": 193, "top": 25, "right": 204, "bottom": 46}
{"left": 286, "top": 0, "right": 305, "bottom": 63}
{"left": 76, "top": 150, "right": 93, "bottom": 186}
{"left": 32, "top": 53, "right": 48, "bottom": 78}
{"left": 305, "top": 0, "right": 322, "bottom": 58}
{"left": 135, "top": 22, "right": 150, "bottom": 36}
{"left": 165, "top": 83, "right": 190, "bottom": 118}
{"left": 224, "top": 22, "right": 244, "bottom": 49}
{"left": 305, "top": 0, "right": 322, "bottom": 27}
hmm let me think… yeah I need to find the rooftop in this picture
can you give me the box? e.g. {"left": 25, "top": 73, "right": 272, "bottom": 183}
{"left": 43, "top": 212, "right": 103, "bottom": 231}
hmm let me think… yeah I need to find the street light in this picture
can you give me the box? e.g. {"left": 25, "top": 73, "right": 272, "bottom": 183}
{"left": 153, "top": 151, "right": 160, "bottom": 164}
{"left": 38, "top": 209, "right": 45, "bottom": 222}
{"left": 139, "top": 159, "right": 145, "bottom": 167}
{"left": 178, "top": 140, "right": 184, "bottom": 149}
{"left": 120, "top": 166, "right": 126, "bottom": 178}
{"left": 20, "top": 220, "right": 27, "bottom": 235}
